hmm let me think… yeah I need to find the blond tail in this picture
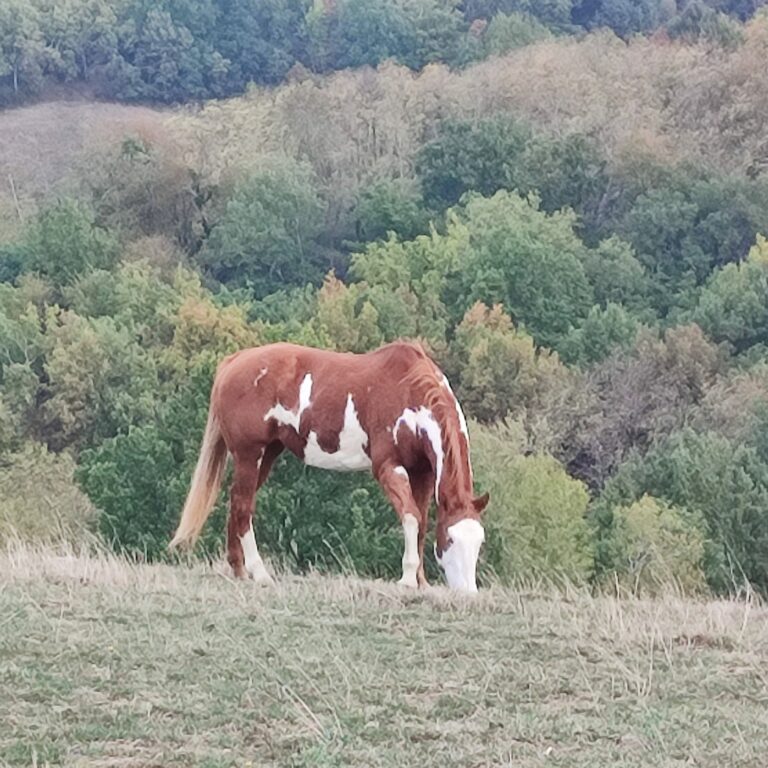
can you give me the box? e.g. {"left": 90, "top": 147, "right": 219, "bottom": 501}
{"left": 169, "top": 409, "right": 228, "bottom": 550}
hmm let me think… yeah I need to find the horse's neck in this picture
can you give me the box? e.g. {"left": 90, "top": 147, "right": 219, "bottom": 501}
{"left": 431, "top": 406, "right": 474, "bottom": 517}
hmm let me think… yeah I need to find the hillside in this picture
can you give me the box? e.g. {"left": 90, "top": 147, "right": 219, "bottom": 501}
{"left": 1, "top": 545, "right": 767, "bottom": 767}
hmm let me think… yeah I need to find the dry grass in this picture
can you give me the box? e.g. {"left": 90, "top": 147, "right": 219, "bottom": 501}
{"left": 1, "top": 543, "right": 767, "bottom": 767}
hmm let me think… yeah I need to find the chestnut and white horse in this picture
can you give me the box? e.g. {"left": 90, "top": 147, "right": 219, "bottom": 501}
{"left": 170, "top": 341, "right": 488, "bottom": 592}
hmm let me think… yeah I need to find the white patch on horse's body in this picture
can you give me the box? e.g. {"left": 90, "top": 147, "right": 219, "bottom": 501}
{"left": 264, "top": 372, "right": 313, "bottom": 431}
{"left": 397, "top": 513, "right": 419, "bottom": 588}
{"left": 394, "top": 407, "right": 444, "bottom": 501}
{"left": 441, "top": 375, "right": 469, "bottom": 439}
{"left": 436, "top": 518, "right": 484, "bottom": 594}
{"left": 304, "top": 394, "right": 372, "bottom": 471}
{"left": 253, "top": 367, "right": 268, "bottom": 387}
{"left": 393, "top": 465, "right": 408, "bottom": 478}
{"left": 240, "top": 521, "right": 273, "bottom": 584}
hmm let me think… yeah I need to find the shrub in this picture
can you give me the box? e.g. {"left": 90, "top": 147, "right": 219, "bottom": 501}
{"left": 0, "top": 445, "right": 96, "bottom": 545}
{"left": 472, "top": 422, "right": 593, "bottom": 585}
{"left": 593, "top": 429, "right": 768, "bottom": 595}
{"left": 602, "top": 495, "right": 707, "bottom": 596}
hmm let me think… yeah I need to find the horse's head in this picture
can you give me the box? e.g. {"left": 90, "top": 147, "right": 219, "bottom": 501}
{"left": 435, "top": 493, "right": 489, "bottom": 593}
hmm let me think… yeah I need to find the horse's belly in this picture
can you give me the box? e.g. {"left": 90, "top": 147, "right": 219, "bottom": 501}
{"left": 303, "top": 431, "right": 372, "bottom": 472}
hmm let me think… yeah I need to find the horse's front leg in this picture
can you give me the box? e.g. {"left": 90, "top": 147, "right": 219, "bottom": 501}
{"left": 375, "top": 462, "right": 422, "bottom": 588}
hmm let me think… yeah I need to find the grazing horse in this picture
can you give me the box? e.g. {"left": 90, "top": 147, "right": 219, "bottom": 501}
{"left": 170, "top": 341, "right": 488, "bottom": 593}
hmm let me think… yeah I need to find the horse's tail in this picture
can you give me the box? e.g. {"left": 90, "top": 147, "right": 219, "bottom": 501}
{"left": 169, "top": 407, "right": 228, "bottom": 550}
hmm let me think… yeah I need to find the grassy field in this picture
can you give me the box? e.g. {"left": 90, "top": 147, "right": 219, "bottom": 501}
{"left": 1, "top": 545, "right": 767, "bottom": 767}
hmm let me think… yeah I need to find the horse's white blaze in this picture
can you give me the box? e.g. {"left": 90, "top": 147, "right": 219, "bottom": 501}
{"left": 393, "top": 465, "right": 408, "bottom": 478}
{"left": 253, "top": 367, "right": 268, "bottom": 388}
{"left": 240, "top": 521, "right": 272, "bottom": 583}
{"left": 436, "top": 518, "right": 484, "bottom": 594}
{"left": 394, "top": 407, "right": 444, "bottom": 501}
{"left": 397, "top": 513, "right": 419, "bottom": 588}
{"left": 264, "top": 372, "right": 313, "bottom": 431}
{"left": 304, "top": 394, "right": 372, "bottom": 471}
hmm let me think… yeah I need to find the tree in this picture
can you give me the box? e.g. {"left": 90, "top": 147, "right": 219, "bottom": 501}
{"left": 619, "top": 174, "right": 768, "bottom": 313}
{"left": 38, "top": 0, "right": 118, "bottom": 82}
{"left": 0, "top": 0, "right": 47, "bottom": 102}
{"left": 594, "top": 429, "right": 768, "bottom": 595}
{"left": 482, "top": 11, "right": 553, "bottom": 55}
{"left": 199, "top": 159, "right": 325, "bottom": 296}
{"left": 416, "top": 117, "right": 532, "bottom": 209}
{"left": 41, "top": 310, "right": 158, "bottom": 451}
{"left": 559, "top": 302, "right": 639, "bottom": 366}
{"left": 472, "top": 421, "right": 593, "bottom": 585}
{"left": 600, "top": 495, "right": 707, "bottom": 595}
{"left": 22, "top": 199, "right": 120, "bottom": 287}
{"left": 458, "top": 191, "right": 594, "bottom": 348}
{"left": 449, "top": 302, "right": 567, "bottom": 423}
{"left": 566, "top": 325, "right": 723, "bottom": 488}
{"left": 353, "top": 177, "right": 428, "bottom": 244}
{"left": 580, "top": 236, "right": 651, "bottom": 314}
{"left": 689, "top": 234, "right": 768, "bottom": 352}
{"left": 572, "top": 0, "right": 662, "bottom": 37}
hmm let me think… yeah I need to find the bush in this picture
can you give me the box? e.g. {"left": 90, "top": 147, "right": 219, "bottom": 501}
{"left": 601, "top": 495, "right": 707, "bottom": 596}
{"left": 472, "top": 422, "right": 593, "bottom": 585}
{"left": 0, "top": 445, "right": 96, "bottom": 545}
{"left": 593, "top": 429, "right": 768, "bottom": 595}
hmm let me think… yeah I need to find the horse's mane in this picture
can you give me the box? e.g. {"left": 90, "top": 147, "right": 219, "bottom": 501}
{"left": 398, "top": 342, "right": 468, "bottom": 496}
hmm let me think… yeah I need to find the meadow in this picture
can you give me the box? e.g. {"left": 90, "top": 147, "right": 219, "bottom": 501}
{"left": 2, "top": 544, "right": 767, "bottom": 768}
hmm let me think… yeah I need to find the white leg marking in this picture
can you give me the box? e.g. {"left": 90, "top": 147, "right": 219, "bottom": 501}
{"left": 394, "top": 407, "right": 444, "bottom": 501}
{"left": 304, "top": 394, "right": 372, "bottom": 471}
{"left": 264, "top": 372, "right": 313, "bottom": 430}
{"left": 393, "top": 465, "right": 408, "bottom": 478}
{"left": 240, "top": 521, "right": 273, "bottom": 584}
{"left": 397, "top": 513, "right": 419, "bottom": 588}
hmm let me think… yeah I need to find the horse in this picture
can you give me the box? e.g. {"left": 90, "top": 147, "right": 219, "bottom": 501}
{"left": 169, "top": 340, "right": 488, "bottom": 593}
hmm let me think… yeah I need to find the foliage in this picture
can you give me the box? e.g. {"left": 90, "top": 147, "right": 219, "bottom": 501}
{"left": 599, "top": 495, "right": 707, "bottom": 596}
{"left": 21, "top": 199, "right": 120, "bottom": 287}
{"left": 449, "top": 302, "right": 567, "bottom": 422}
{"left": 199, "top": 160, "right": 325, "bottom": 296}
{"left": 482, "top": 11, "right": 553, "bottom": 55}
{"left": 689, "top": 234, "right": 768, "bottom": 352}
{"left": 594, "top": 429, "right": 768, "bottom": 595}
{"left": 0, "top": 444, "right": 96, "bottom": 545}
{"left": 472, "top": 421, "right": 593, "bottom": 584}
{"left": 458, "top": 191, "right": 594, "bottom": 348}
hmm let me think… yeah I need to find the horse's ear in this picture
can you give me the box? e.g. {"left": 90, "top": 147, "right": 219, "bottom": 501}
{"left": 473, "top": 492, "right": 490, "bottom": 514}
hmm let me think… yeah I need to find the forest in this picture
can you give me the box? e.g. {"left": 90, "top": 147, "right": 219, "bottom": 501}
{"left": 2, "top": 0, "right": 768, "bottom": 597}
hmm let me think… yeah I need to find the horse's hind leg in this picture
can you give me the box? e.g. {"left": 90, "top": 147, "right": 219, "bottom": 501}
{"left": 228, "top": 450, "right": 272, "bottom": 584}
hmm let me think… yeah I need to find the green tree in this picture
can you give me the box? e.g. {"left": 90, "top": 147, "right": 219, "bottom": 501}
{"left": 0, "top": 0, "right": 47, "bottom": 102}
{"left": 560, "top": 302, "right": 639, "bottom": 366}
{"left": 353, "top": 178, "right": 428, "bottom": 244}
{"left": 199, "top": 160, "right": 325, "bottom": 296}
{"left": 41, "top": 310, "right": 158, "bottom": 451}
{"left": 482, "top": 11, "right": 552, "bottom": 55}
{"left": 417, "top": 117, "right": 532, "bottom": 209}
{"left": 594, "top": 429, "right": 768, "bottom": 595}
{"left": 472, "top": 422, "right": 593, "bottom": 585}
{"left": 689, "top": 234, "right": 768, "bottom": 353}
{"left": 602, "top": 495, "right": 707, "bottom": 595}
{"left": 580, "top": 236, "right": 651, "bottom": 314}
{"left": 458, "top": 191, "right": 594, "bottom": 348}
{"left": 22, "top": 199, "right": 120, "bottom": 287}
